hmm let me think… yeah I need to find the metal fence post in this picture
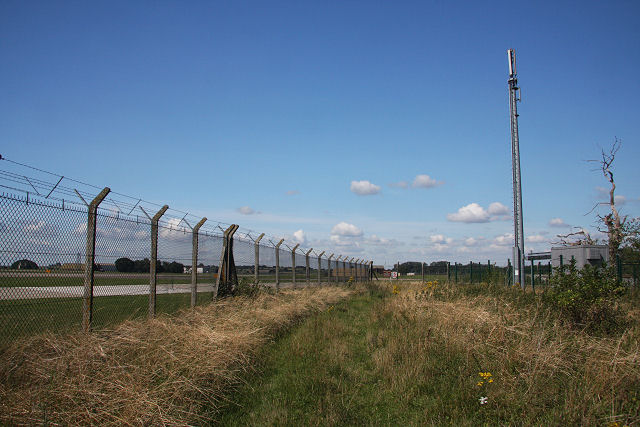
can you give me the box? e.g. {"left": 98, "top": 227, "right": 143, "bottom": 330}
{"left": 254, "top": 233, "right": 265, "bottom": 284}
{"left": 537, "top": 261, "right": 541, "bottom": 287}
{"left": 370, "top": 260, "right": 373, "bottom": 281}
{"left": 470, "top": 261, "right": 473, "bottom": 283}
{"left": 306, "top": 248, "right": 313, "bottom": 284}
{"left": 191, "top": 217, "right": 207, "bottom": 307}
{"left": 291, "top": 243, "right": 300, "bottom": 287}
{"left": 617, "top": 255, "right": 622, "bottom": 283}
{"left": 355, "top": 258, "right": 360, "bottom": 282}
{"left": 328, "top": 254, "right": 334, "bottom": 283}
{"left": 148, "top": 205, "right": 169, "bottom": 319}
{"left": 82, "top": 187, "right": 110, "bottom": 332}
{"left": 336, "top": 255, "right": 342, "bottom": 282}
{"left": 275, "top": 239, "right": 284, "bottom": 292}
{"left": 507, "top": 259, "right": 512, "bottom": 286}
{"left": 317, "top": 251, "right": 325, "bottom": 284}
{"left": 530, "top": 258, "right": 535, "bottom": 292}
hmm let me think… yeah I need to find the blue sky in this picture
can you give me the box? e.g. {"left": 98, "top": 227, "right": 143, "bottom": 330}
{"left": 2, "top": 0, "right": 639, "bottom": 267}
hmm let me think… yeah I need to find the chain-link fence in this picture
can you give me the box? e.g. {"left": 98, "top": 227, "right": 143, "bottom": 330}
{"left": 0, "top": 159, "right": 372, "bottom": 346}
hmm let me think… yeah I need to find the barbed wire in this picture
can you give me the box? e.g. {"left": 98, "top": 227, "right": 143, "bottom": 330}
{"left": 0, "top": 155, "right": 347, "bottom": 260}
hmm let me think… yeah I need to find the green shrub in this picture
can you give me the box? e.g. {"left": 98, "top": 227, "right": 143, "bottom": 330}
{"left": 218, "top": 277, "right": 264, "bottom": 298}
{"left": 544, "top": 259, "right": 626, "bottom": 332}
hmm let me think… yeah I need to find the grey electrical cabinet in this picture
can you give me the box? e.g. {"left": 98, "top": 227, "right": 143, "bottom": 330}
{"left": 550, "top": 245, "right": 609, "bottom": 269}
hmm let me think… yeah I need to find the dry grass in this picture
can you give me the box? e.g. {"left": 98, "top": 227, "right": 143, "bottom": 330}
{"left": 373, "top": 281, "right": 640, "bottom": 425}
{"left": 0, "top": 286, "right": 354, "bottom": 426}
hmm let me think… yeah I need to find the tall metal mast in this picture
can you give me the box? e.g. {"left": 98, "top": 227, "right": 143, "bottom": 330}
{"left": 508, "top": 48, "right": 525, "bottom": 288}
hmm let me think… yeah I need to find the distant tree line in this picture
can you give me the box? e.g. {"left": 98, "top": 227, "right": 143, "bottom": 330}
{"left": 115, "top": 257, "right": 185, "bottom": 273}
{"left": 395, "top": 261, "right": 449, "bottom": 274}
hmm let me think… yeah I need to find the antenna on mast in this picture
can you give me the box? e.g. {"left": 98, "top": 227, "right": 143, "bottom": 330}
{"left": 507, "top": 48, "right": 525, "bottom": 289}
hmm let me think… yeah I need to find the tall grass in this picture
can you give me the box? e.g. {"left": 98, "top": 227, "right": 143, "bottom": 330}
{"left": 375, "top": 280, "right": 640, "bottom": 425}
{"left": 0, "top": 286, "right": 354, "bottom": 425}
{"left": 218, "top": 280, "right": 639, "bottom": 425}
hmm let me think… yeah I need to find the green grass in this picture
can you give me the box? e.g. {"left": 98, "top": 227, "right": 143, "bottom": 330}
{"left": 217, "top": 285, "right": 394, "bottom": 426}
{"left": 215, "top": 281, "right": 640, "bottom": 425}
{"left": 0, "top": 273, "right": 351, "bottom": 287}
{"left": 0, "top": 291, "right": 203, "bottom": 345}
{"left": 0, "top": 273, "right": 208, "bottom": 287}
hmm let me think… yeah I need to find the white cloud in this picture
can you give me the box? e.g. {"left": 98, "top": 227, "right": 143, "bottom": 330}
{"left": 549, "top": 217, "right": 569, "bottom": 227}
{"left": 237, "top": 206, "right": 257, "bottom": 215}
{"left": 464, "top": 237, "right": 478, "bottom": 247}
{"left": 488, "top": 202, "right": 509, "bottom": 215}
{"left": 526, "top": 234, "right": 547, "bottom": 243}
{"left": 389, "top": 181, "right": 409, "bottom": 189}
{"left": 292, "top": 229, "right": 307, "bottom": 245}
{"left": 430, "top": 234, "right": 453, "bottom": 244}
{"left": 350, "top": 180, "right": 381, "bottom": 196}
{"left": 285, "top": 190, "right": 300, "bottom": 196}
{"left": 493, "top": 233, "right": 514, "bottom": 246}
{"left": 412, "top": 174, "right": 442, "bottom": 189}
{"left": 596, "top": 187, "right": 627, "bottom": 206}
{"left": 159, "top": 217, "right": 190, "bottom": 239}
{"left": 615, "top": 195, "right": 627, "bottom": 205}
{"left": 331, "top": 222, "right": 363, "bottom": 237}
{"left": 24, "top": 220, "right": 47, "bottom": 233}
{"left": 447, "top": 202, "right": 511, "bottom": 223}
{"left": 447, "top": 203, "right": 490, "bottom": 223}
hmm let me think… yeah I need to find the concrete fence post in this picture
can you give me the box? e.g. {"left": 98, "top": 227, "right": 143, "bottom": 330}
{"left": 254, "top": 233, "right": 265, "bottom": 284}
{"left": 328, "top": 254, "right": 334, "bottom": 283}
{"left": 317, "top": 251, "right": 325, "bottom": 284}
{"left": 305, "top": 248, "right": 313, "bottom": 284}
{"left": 191, "top": 217, "right": 207, "bottom": 307}
{"left": 291, "top": 243, "right": 300, "bottom": 288}
{"left": 343, "top": 257, "right": 347, "bottom": 282}
{"left": 275, "top": 239, "right": 284, "bottom": 292}
{"left": 148, "top": 205, "right": 169, "bottom": 319}
{"left": 82, "top": 187, "right": 110, "bottom": 332}
{"left": 336, "top": 255, "right": 342, "bottom": 282}
{"left": 214, "top": 224, "right": 239, "bottom": 300}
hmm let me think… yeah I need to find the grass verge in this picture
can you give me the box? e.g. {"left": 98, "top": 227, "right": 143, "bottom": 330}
{"left": 218, "top": 281, "right": 640, "bottom": 426}
{"left": 0, "top": 285, "right": 354, "bottom": 425}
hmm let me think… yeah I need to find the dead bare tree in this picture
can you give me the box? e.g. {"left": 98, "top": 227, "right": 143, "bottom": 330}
{"left": 554, "top": 227, "right": 595, "bottom": 246}
{"left": 588, "top": 138, "right": 627, "bottom": 261}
